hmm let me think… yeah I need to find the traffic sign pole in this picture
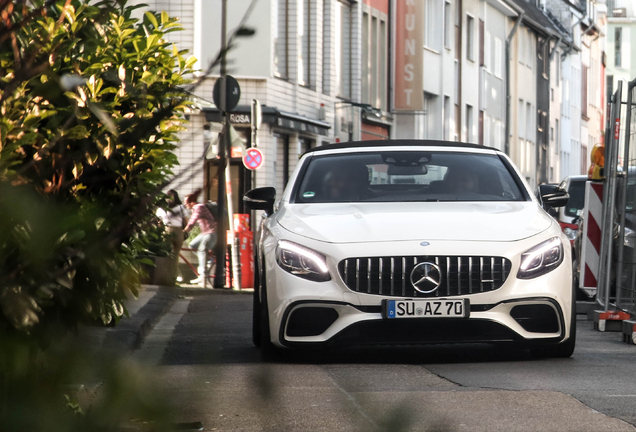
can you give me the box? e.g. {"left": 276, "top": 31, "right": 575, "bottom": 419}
{"left": 214, "top": 0, "right": 228, "bottom": 288}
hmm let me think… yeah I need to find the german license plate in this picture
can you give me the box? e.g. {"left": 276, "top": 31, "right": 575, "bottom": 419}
{"left": 383, "top": 299, "right": 469, "bottom": 319}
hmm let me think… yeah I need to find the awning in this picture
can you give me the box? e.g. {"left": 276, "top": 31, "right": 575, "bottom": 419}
{"left": 202, "top": 105, "right": 331, "bottom": 136}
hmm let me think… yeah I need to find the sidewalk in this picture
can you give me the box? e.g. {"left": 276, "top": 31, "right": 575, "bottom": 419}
{"left": 77, "top": 284, "right": 252, "bottom": 357}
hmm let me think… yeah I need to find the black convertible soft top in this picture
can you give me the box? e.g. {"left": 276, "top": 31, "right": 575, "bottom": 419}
{"left": 303, "top": 139, "right": 501, "bottom": 157}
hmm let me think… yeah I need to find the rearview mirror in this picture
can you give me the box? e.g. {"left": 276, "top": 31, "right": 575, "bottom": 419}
{"left": 540, "top": 184, "right": 569, "bottom": 208}
{"left": 244, "top": 187, "right": 276, "bottom": 215}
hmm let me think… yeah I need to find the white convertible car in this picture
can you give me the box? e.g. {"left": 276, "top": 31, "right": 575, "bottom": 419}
{"left": 245, "top": 140, "right": 574, "bottom": 359}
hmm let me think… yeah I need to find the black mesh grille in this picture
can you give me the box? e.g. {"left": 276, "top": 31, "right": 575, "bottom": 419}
{"left": 338, "top": 256, "right": 512, "bottom": 297}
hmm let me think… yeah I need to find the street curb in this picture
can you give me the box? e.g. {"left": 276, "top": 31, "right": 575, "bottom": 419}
{"left": 101, "top": 286, "right": 179, "bottom": 353}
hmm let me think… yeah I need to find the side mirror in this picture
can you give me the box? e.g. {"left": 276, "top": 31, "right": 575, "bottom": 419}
{"left": 244, "top": 187, "right": 276, "bottom": 215}
{"left": 540, "top": 185, "right": 569, "bottom": 208}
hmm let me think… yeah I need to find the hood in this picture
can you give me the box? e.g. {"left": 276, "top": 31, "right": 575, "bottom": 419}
{"left": 276, "top": 201, "right": 552, "bottom": 243}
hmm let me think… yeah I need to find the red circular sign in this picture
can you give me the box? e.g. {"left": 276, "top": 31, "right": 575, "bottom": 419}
{"left": 243, "top": 147, "right": 264, "bottom": 170}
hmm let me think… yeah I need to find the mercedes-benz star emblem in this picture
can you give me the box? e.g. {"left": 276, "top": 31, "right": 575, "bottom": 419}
{"left": 410, "top": 262, "right": 442, "bottom": 294}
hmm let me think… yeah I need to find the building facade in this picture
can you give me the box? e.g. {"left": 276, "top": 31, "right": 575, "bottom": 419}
{"left": 132, "top": 0, "right": 394, "bottom": 206}
{"left": 136, "top": 0, "right": 607, "bottom": 200}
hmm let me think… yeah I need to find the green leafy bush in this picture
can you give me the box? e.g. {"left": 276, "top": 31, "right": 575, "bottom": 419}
{"left": 0, "top": 0, "right": 194, "bottom": 342}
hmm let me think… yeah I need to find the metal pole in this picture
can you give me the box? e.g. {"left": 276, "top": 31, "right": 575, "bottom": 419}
{"left": 597, "top": 96, "right": 615, "bottom": 308}
{"left": 214, "top": 0, "right": 228, "bottom": 288}
{"left": 602, "top": 81, "right": 623, "bottom": 310}
{"left": 226, "top": 157, "right": 241, "bottom": 290}
{"left": 616, "top": 79, "right": 636, "bottom": 309}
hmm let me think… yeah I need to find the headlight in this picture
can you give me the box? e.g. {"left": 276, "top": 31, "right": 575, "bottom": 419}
{"left": 276, "top": 240, "right": 331, "bottom": 282}
{"left": 517, "top": 237, "right": 564, "bottom": 279}
{"left": 563, "top": 227, "right": 578, "bottom": 241}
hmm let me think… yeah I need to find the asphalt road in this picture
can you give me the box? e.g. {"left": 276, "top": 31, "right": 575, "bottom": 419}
{"left": 134, "top": 291, "right": 636, "bottom": 432}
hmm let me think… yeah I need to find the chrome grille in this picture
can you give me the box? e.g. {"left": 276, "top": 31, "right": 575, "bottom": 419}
{"left": 338, "top": 256, "right": 512, "bottom": 297}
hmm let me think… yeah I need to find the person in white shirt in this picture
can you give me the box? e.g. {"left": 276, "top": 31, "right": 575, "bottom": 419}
{"left": 156, "top": 190, "right": 188, "bottom": 260}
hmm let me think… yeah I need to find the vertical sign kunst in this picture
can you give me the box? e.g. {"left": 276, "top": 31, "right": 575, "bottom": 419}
{"left": 395, "top": 0, "right": 424, "bottom": 111}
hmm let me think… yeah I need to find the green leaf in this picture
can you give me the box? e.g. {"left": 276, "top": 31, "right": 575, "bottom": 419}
{"left": 144, "top": 11, "right": 158, "bottom": 29}
{"left": 64, "top": 125, "right": 89, "bottom": 139}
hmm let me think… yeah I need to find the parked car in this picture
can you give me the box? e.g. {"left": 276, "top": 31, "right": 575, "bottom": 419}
{"left": 555, "top": 175, "right": 588, "bottom": 244}
{"left": 245, "top": 140, "right": 575, "bottom": 359}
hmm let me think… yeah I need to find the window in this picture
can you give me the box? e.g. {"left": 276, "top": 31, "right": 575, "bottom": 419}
{"left": 484, "top": 113, "right": 491, "bottom": 146}
{"left": 484, "top": 31, "right": 491, "bottom": 72}
{"left": 322, "top": 0, "right": 330, "bottom": 94}
{"left": 466, "top": 104, "right": 474, "bottom": 142}
{"left": 361, "top": 7, "right": 388, "bottom": 110}
{"left": 518, "top": 99, "right": 525, "bottom": 139}
{"left": 551, "top": 88, "right": 554, "bottom": 101}
{"left": 494, "top": 37, "right": 502, "bottom": 78}
{"left": 379, "top": 20, "right": 387, "bottom": 109}
{"left": 336, "top": 1, "right": 352, "bottom": 97}
{"left": 371, "top": 16, "right": 378, "bottom": 105}
{"left": 424, "top": 93, "right": 436, "bottom": 138}
{"left": 582, "top": 65, "right": 588, "bottom": 118}
{"left": 556, "top": 54, "right": 560, "bottom": 83}
{"left": 479, "top": 19, "right": 484, "bottom": 67}
{"left": 362, "top": 12, "right": 369, "bottom": 102}
{"left": 298, "top": 0, "right": 311, "bottom": 86}
{"left": 444, "top": 96, "right": 451, "bottom": 140}
{"left": 561, "top": 79, "right": 570, "bottom": 118}
{"left": 550, "top": 126, "right": 554, "bottom": 141}
{"left": 526, "top": 32, "right": 533, "bottom": 68}
{"left": 615, "top": 27, "right": 622, "bottom": 67}
{"left": 273, "top": 0, "right": 289, "bottom": 79}
{"left": 518, "top": 29, "right": 525, "bottom": 65}
{"left": 275, "top": 133, "right": 290, "bottom": 191}
{"left": 526, "top": 102, "right": 532, "bottom": 142}
{"left": 294, "top": 152, "right": 527, "bottom": 203}
{"left": 455, "top": 103, "right": 460, "bottom": 140}
{"left": 425, "top": 0, "right": 441, "bottom": 51}
{"left": 555, "top": 119, "right": 559, "bottom": 153}
{"left": 467, "top": 15, "right": 475, "bottom": 61}
{"left": 444, "top": 1, "right": 452, "bottom": 49}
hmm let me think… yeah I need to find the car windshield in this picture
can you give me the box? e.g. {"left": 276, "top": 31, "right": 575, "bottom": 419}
{"left": 565, "top": 179, "right": 586, "bottom": 216}
{"left": 294, "top": 151, "right": 526, "bottom": 203}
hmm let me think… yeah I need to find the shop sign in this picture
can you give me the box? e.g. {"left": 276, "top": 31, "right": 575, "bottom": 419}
{"left": 230, "top": 113, "right": 251, "bottom": 125}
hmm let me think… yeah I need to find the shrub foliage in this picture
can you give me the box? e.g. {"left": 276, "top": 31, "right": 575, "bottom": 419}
{"left": 0, "top": 0, "right": 194, "bottom": 343}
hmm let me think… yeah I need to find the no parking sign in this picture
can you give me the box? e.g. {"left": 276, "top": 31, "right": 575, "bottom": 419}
{"left": 243, "top": 147, "right": 263, "bottom": 170}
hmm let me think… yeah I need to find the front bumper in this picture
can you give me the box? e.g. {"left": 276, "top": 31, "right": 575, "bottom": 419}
{"left": 277, "top": 297, "right": 565, "bottom": 348}
{"left": 263, "top": 231, "right": 573, "bottom": 349}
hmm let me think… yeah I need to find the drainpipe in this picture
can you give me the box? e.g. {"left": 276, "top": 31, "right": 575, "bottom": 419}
{"left": 505, "top": 13, "right": 524, "bottom": 156}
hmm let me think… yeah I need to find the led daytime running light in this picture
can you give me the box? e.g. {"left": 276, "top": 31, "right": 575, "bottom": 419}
{"left": 278, "top": 240, "right": 329, "bottom": 274}
{"left": 520, "top": 237, "right": 562, "bottom": 271}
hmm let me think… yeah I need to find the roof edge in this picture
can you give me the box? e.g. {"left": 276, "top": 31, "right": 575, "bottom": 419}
{"left": 304, "top": 139, "right": 502, "bottom": 156}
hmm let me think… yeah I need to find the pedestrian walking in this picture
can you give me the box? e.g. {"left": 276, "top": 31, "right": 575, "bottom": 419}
{"left": 184, "top": 189, "right": 217, "bottom": 285}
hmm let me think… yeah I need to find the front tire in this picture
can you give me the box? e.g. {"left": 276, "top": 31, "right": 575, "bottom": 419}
{"left": 252, "top": 255, "right": 261, "bottom": 348}
{"left": 259, "top": 282, "right": 279, "bottom": 362}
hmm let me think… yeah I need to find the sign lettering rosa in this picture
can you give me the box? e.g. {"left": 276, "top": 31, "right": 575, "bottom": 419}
{"left": 395, "top": 0, "right": 424, "bottom": 111}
